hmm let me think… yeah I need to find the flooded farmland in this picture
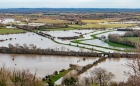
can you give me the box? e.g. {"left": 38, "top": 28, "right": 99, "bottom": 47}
{"left": 0, "top": 32, "right": 89, "bottom": 52}
{"left": 0, "top": 29, "right": 134, "bottom": 83}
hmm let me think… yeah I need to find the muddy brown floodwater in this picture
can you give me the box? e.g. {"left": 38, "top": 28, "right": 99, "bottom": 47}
{"left": 0, "top": 53, "right": 98, "bottom": 78}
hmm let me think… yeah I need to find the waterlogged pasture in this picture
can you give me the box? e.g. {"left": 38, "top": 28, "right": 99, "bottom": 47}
{"left": 42, "top": 29, "right": 94, "bottom": 37}
{"left": 0, "top": 32, "right": 89, "bottom": 51}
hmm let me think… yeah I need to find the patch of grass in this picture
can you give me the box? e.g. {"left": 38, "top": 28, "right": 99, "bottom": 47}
{"left": 52, "top": 68, "right": 72, "bottom": 82}
{"left": 69, "top": 24, "right": 135, "bottom": 29}
{"left": 104, "top": 40, "right": 134, "bottom": 48}
{"left": 0, "top": 27, "right": 26, "bottom": 34}
{"left": 121, "top": 37, "right": 140, "bottom": 43}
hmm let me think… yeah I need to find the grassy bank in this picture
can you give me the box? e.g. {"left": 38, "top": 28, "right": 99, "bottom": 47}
{"left": 52, "top": 68, "right": 73, "bottom": 82}
{"left": 0, "top": 27, "right": 26, "bottom": 34}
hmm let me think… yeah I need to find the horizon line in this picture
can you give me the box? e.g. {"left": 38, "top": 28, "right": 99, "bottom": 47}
{"left": 0, "top": 7, "right": 140, "bottom": 9}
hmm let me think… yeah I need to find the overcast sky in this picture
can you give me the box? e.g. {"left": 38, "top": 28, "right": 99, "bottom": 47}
{"left": 0, "top": 0, "right": 140, "bottom": 8}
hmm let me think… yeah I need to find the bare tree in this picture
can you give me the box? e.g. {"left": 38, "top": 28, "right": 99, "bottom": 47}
{"left": 90, "top": 67, "right": 115, "bottom": 86}
{"left": 124, "top": 47, "right": 140, "bottom": 85}
{"left": 122, "top": 30, "right": 140, "bottom": 86}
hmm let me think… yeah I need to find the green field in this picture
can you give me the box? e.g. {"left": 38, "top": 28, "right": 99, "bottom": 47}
{"left": 104, "top": 40, "right": 134, "bottom": 48}
{"left": 121, "top": 37, "right": 140, "bottom": 44}
{"left": 69, "top": 24, "right": 135, "bottom": 29}
{"left": 0, "top": 27, "right": 26, "bottom": 34}
{"left": 122, "top": 37, "right": 140, "bottom": 42}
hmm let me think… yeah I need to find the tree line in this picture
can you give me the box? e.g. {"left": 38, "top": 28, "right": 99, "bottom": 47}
{"left": 108, "top": 33, "right": 136, "bottom": 47}
{"left": 0, "top": 44, "right": 137, "bottom": 58}
{"left": 0, "top": 44, "right": 101, "bottom": 57}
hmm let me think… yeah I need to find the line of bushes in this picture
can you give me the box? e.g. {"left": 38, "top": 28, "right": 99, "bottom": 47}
{"left": 76, "top": 57, "right": 107, "bottom": 75}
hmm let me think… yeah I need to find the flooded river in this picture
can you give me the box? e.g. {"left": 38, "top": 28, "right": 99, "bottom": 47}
{"left": 0, "top": 53, "right": 98, "bottom": 78}
{"left": 0, "top": 53, "right": 130, "bottom": 83}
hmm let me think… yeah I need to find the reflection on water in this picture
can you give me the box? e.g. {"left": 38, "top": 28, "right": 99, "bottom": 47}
{"left": 0, "top": 54, "right": 98, "bottom": 78}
